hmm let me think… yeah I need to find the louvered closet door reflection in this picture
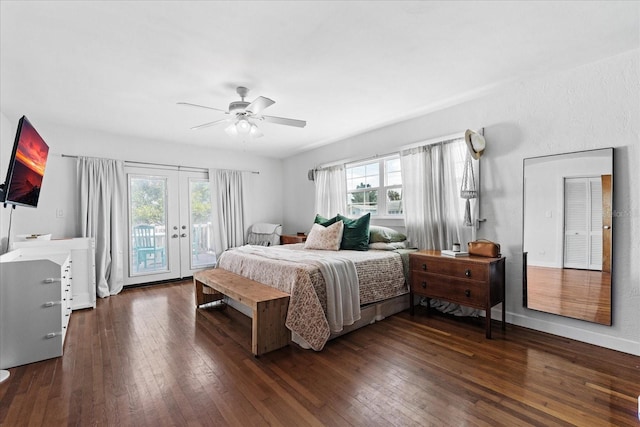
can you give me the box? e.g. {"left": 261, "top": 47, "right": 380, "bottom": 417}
{"left": 563, "top": 177, "right": 602, "bottom": 270}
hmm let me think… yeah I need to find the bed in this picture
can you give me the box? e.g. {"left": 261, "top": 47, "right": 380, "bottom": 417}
{"left": 216, "top": 242, "right": 415, "bottom": 351}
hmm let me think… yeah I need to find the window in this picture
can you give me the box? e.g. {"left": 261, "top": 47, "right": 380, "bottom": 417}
{"left": 346, "top": 155, "right": 402, "bottom": 217}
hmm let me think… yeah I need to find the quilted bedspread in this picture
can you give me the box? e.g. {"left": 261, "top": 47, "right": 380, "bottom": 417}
{"left": 217, "top": 244, "right": 408, "bottom": 350}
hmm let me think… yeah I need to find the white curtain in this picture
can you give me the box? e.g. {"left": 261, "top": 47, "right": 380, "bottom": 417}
{"left": 209, "top": 169, "right": 245, "bottom": 257}
{"left": 401, "top": 138, "right": 476, "bottom": 250}
{"left": 314, "top": 165, "right": 347, "bottom": 218}
{"left": 77, "top": 156, "right": 126, "bottom": 298}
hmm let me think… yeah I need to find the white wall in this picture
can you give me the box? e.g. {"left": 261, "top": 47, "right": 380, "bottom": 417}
{"left": 0, "top": 113, "right": 284, "bottom": 252}
{"left": 282, "top": 50, "right": 640, "bottom": 355}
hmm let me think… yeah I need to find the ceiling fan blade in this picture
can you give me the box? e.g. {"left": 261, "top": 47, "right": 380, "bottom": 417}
{"left": 246, "top": 96, "right": 275, "bottom": 115}
{"left": 190, "top": 118, "right": 232, "bottom": 130}
{"left": 177, "top": 102, "right": 228, "bottom": 113}
{"left": 262, "top": 115, "right": 307, "bottom": 128}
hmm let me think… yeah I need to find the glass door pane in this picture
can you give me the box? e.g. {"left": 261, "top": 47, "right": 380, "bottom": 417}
{"left": 188, "top": 178, "right": 216, "bottom": 269}
{"left": 129, "top": 175, "right": 169, "bottom": 275}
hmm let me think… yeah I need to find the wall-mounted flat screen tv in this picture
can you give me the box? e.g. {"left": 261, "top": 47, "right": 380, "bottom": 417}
{"left": 1, "top": 116, "right": 49, "bottom": 208}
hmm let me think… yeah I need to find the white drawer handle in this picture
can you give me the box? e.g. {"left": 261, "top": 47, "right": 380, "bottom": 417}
{"left": 43, "top": 278, "right": 61, "bottom": 283}
{"left": 43, "top": 301, "right": 62, "bottom": 307}
{"left": 45, "top": 332, "right": 61, "bottom": 339}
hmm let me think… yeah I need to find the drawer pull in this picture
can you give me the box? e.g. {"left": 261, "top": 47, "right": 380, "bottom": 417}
{"left": 43, "top": 301, "right": 62, "bottom": 307}
{"left": 421, "top": 264, "right": 427, "bottom": 271}
{"left": 465, "top": 269, "right": 471, "bottom": 277}
{"left": 421, "top": 282, "right": 427, "bottom": 289}
{"left": 43, "top": 278, "right": 61, "bottom": 283}
{"left": 465, "top": 289, "right": 471, "bottom": 297}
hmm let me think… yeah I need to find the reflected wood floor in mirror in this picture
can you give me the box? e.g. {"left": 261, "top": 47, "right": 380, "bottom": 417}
{"left": 1, "top": 279, "right": 637, "bottom": 426}
{"left": 527, "top": 266, "right": 612, "bottom": 325}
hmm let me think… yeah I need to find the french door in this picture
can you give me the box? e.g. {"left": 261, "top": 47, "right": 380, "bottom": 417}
{"left": 125, "top": 166, "right": 216, "bottom": 286}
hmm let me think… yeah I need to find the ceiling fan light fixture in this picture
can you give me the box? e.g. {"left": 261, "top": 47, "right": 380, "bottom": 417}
{"left": 225, "top": 122, "right": 238, "bottom": 137}
{"left": 236, "top": 117, "right": 251, "bottom": 134}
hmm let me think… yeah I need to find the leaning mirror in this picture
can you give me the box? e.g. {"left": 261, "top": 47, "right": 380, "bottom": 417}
{"left": 523, "top": 148, "right": 613, "bottom": 325}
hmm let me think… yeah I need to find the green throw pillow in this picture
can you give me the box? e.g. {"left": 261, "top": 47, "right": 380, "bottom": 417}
{"left": 314, "top": 214, "right": 338, "bottom": 227}
{"left": 336, "top": 213, "right": 370, "bottom": 251}
{"left": 369, "top": 225, "right": 407, "bottom": 243}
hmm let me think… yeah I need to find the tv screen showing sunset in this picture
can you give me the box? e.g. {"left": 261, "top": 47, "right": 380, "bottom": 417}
{"left": 6, "top": 117, "right": 49, "bottom": 206}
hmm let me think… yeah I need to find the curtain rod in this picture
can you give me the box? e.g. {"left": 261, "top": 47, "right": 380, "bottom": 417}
{"left": 316, "top": 130, "right": 471, "bottom": 170}
{"left": 60, "top": 154, "right": 259, "bottom": 174}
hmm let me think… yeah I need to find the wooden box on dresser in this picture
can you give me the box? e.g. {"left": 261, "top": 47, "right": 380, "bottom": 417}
{"left": 409, "top": 250, "right": 506, "bottom": 338}
{"left": 0, "top": 249, "right": 72, "bottom": 369}
{"left": 280, "top": 234, "right": 307, "bottom": 245}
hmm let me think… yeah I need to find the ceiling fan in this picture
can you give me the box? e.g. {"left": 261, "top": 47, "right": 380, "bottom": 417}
{"left": 178, "top": 86, "right": 306, "bottom": 138}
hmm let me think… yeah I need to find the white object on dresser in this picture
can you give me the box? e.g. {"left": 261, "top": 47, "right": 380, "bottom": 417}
{"left": 11, "top": 238, "right": 97, "bottom": 310}
{"left": 0, "top": 249, "right": 73, "bottom": 369}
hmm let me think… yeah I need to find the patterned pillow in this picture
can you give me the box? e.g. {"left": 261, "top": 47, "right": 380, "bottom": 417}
{"left": 304, "top": 221, "right": 344, "bottom": 251}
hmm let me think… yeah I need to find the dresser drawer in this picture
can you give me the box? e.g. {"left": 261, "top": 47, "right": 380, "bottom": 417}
{"left": 411, "top": 271, "right": 487, "bottom": 307}
{"left": 410, "top": 256, "right": 488, "bottom": 281}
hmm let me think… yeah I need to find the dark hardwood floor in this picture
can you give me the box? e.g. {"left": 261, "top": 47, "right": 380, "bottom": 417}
{"left": 1, "top": 279, "right": 638, "bottom": 426}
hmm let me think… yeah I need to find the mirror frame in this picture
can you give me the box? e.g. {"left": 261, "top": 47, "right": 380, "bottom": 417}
{"left": 522, "top": 148, "right": 613, "bottom": 325}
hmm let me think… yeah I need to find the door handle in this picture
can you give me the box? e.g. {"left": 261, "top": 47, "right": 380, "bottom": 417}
{"left": 603, "top": 225, "right": 611, "bottom": 229}
{"left": 180, "top": 233, "right": 187, "bottom": 238}
{"left": 172, "top": 234, "right": 179, "bottom": 238}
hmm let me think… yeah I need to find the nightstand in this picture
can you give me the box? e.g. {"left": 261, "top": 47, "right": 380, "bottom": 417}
{"left": 280, "top": 234, "right": 307, "bottom": 245}
{"left": 409, "top": 250, "right": 506, "bottom": 338}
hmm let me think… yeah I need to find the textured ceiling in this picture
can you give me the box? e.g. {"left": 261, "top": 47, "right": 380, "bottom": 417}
{"left": 1, "top": 1, "right": 638, "bottom": 158}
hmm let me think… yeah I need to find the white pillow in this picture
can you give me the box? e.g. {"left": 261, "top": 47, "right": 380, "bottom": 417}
{"left": 368, "top": 241, "right": 408, "bottom": 250}
{"left": 304, "top": 221, "right": 344, "bottom": 251}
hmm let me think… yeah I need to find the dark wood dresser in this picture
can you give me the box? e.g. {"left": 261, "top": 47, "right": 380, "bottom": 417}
{"left": 280, "top": 234, "right": 307, "bottom": 245}
{"left": 409, "top": 250, "right": 506, "bottom": 338}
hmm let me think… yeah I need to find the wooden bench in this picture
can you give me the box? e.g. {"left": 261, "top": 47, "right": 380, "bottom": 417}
{"left": 194, "top": 268, "right": 290, "bottom": 356}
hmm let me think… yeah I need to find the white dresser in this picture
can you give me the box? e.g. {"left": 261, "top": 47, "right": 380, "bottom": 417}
{"left": 11, "top": 238, "right": 97, "bottom": 310}
{"left": 0, "top": 249, "right": 73, "bottom": 369}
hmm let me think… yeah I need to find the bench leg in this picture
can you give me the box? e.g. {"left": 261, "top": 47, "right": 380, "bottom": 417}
{"left": 252, "top": 297, "right": 290, "bottom": 356}
{"left": 194, "top": 278, "right": 224, "bottom": 307}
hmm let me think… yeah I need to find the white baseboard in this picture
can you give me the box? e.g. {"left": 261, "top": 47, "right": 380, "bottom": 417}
{"left": 494, "top": 307, "right": 640, "bottom": 356}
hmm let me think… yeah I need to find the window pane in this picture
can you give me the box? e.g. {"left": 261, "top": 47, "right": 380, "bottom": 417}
{"left": 365, "top": 163, "right": 379, "bottom": 176}
{"left": 347, "top": 177, "right": 362, "bottom": 191}
{"left": 386, "top": 171, "right": 402, "bottom": 186}
{"left": 386, "top": 158, "right": 402, "bottom": 186}
{"left": 365, "top": 176, "right": 380, "bottom": 188}
{"left": 386, "top": 188, "right": 403, "bottom": 215}
{"left": 386, "top": 158, "right": 401, "bottom": 173}
{"left": 347, "top": 165, "right": 366, "bottom": 180}
{"left": 347, "top": 190, "right": 378, "bottom": 216}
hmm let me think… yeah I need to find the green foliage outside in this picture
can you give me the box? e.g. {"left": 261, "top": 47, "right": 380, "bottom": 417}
{"left": 131, "top": 178, "right": 165, "bottom": 226}
{"left": 190, "top": 181, "right": 211, "bottom": 224}
{"left": 388, "top": 189, "right": 401, "bottom": 201}
{"left": 130, "top": 178, "right": 211, "bottom": 226}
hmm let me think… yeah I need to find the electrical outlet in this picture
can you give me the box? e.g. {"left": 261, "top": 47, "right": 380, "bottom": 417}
{"left": 56, "top": 208, "right": 64, "bottom": 218}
